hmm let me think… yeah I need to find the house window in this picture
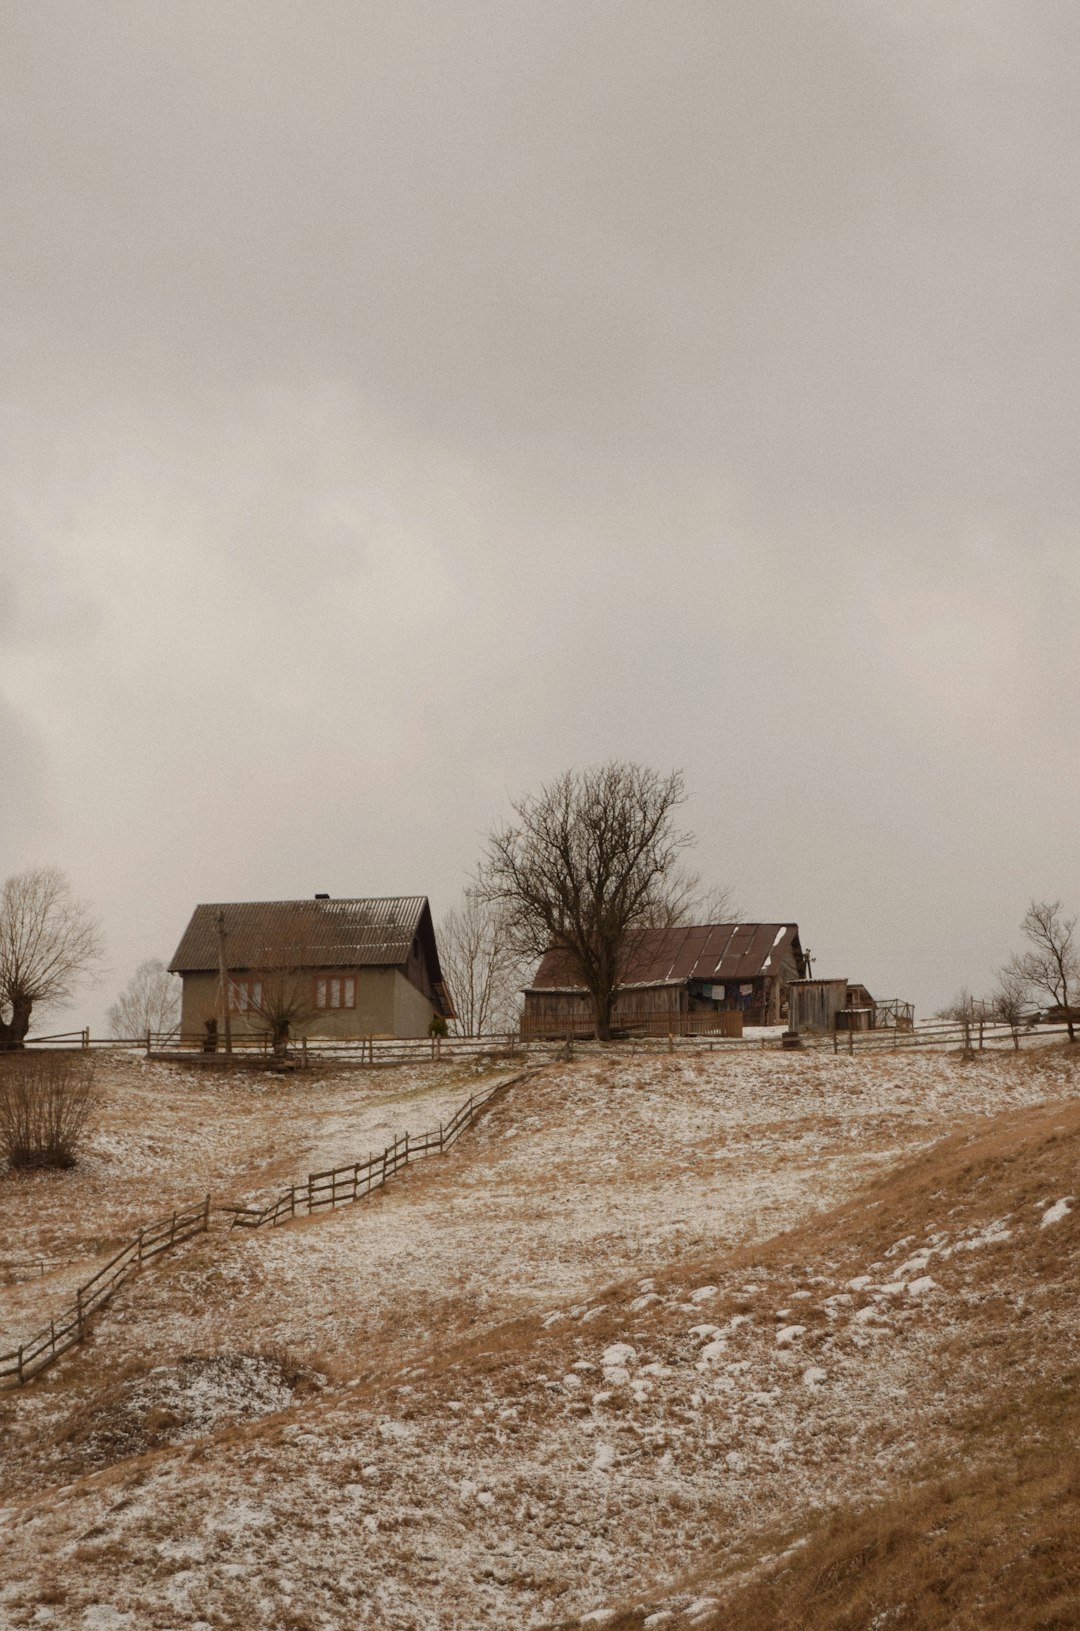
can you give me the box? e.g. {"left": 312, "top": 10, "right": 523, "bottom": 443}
{"left": 314, "top": 974, "right": 356, "bottom": 1010}
{"left": 227, "top": 978, "right": 263, "bottom": 1013}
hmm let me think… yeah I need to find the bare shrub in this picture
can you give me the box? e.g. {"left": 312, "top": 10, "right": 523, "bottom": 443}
{"left": 0, "top": 1052, "right": 96, "bottom": 1169}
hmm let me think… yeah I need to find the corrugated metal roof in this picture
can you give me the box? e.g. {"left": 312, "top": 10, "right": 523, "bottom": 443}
{"left": 527, "top": 922, "right": 803, "bottom": 991}
{"left": 168, "top": 897, "right": 430, "bottom": 972}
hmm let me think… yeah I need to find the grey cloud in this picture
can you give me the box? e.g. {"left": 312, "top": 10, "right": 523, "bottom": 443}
{"left": 0, "top": 2, "right": 1078, "bottom": 1026}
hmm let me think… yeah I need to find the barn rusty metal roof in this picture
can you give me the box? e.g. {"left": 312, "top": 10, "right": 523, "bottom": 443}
{"left": 527, "top": 923, "right": 804, "bottom": 991}
{"left": 168, "top": 897, "right": 431, "bottom": 973}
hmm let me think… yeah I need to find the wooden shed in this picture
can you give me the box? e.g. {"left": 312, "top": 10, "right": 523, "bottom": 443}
{"left": 787, "top": 978, "right": 849, "bottom": 1034}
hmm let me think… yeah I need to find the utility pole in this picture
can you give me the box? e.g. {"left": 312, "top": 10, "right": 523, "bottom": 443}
{"left": 217, "top": 909, "right": 233, "bottom": 1054}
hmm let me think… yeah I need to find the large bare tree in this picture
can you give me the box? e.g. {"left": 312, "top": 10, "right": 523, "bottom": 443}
{"left": 0, "top": 867, "right": 103, "bottom": 1049}
{"left": 477, "top": 761, "right": 693, "bottom": 1041}
{"left": 1005, "top": 898, "right": 1078, "bottom": 1043}
{"left": 437, "top": 892, "right": 527, "bottom": 1036}
{"left": 107, "top": 959, "right": 181, "bottom": 1040}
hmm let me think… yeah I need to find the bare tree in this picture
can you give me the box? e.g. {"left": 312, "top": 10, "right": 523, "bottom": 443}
{"left": 1006, "top": 899, "right": 1079, "bottom": 1043}
{"left": 437, "top": 892, "right": 527, "bottom": 1036}
{"left": 477, "top": 761, "right": 693, "bottom": 1042}
{"left": 108, "top": 959, "right": 181, "bottom": 1040}
{"left": 990, "top": 966, "right": 1030, "bottom": 1051}
{"left": 0, "top": 867, "right": 103, "bottom": 1050}
{"left": 237, "top": 908, "right": 322, "bottom": 1056}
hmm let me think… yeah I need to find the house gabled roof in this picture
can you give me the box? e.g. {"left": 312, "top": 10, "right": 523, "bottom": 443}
{"left": 169, "top": 896, "right": 433, "bottom": 974}
{"left": 527, "top": 922, "right": 804, "bottom": 992}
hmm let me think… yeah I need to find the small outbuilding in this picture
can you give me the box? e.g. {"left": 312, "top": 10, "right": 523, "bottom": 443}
{"left": 523, "top": 922, "right": 807, "bottom": 1038}
{"left": 168, "top": 895, "right": 454, "bottom": 1043}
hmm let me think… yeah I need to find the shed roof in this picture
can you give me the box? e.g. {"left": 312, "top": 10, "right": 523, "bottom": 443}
{"left": 168, "top": 897, "right": 432, "bottom": 973}
{"left": 527, "top": 922, "right": 804, "bottom": 992}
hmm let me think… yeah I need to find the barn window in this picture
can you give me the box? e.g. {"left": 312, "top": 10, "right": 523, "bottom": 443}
{"left": 314, "top": 974, "right": 356, "bottom": 1010}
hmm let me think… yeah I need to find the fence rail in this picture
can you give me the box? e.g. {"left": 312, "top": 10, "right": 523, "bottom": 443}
{"left": 1, "top": 1070, "right": 532, "bottom": 1386}
{"left": 814, "top": 1017, "right": 1075, "bottom": 1054}
{"left": 226, "top": 1072, "right": 524, "bottom": 1229}
{"left": 0, "top": 1198, "right": 210, "bottom": 1389}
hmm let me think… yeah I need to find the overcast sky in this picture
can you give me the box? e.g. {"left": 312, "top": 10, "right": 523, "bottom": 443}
{"left": 2, "top": 1, "right": 1078, "bottom": 1030}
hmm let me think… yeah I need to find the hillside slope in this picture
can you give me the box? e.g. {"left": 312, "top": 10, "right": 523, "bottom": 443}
{"left": 0, "top": 1046, "right": 1077, "bottom": 1629}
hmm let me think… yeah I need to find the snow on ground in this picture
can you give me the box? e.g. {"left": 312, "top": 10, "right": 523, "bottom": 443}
{"left": 0, "top": 1043, "right": 1077, "bottom": 1630}
{"left": 0, "top": 1051, "right": 525, "bottom": 1354}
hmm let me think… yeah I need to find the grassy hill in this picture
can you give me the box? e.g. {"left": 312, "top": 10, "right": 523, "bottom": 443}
{"left": 0, "top": 1044, "right": 1077, "bottom": 1629}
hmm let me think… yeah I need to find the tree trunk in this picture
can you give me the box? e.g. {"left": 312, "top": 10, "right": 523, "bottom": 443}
{"left": 0, "top": 996, "right": 33, "bottom": 1050}
{"left": 592, "top": 989, "right": 614, "bottom": 1042}
{"left": 272, "top": 1019, "right": 290, "bottom": 1057}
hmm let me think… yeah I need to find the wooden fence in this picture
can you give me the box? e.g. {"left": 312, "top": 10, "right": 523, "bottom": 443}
{"left": 18, "top": 1030, "right": 532, "bottom": 1068}
{"left": 0, "top": 1197, "right": 210, "bottom": 1390}
{"left": 817, "top": 1017, "right": 1074, "bottom": 1054}
{"left": 520, "top": 1010, "right": 745, "bottom": 1041}
{"left": 0, "top": 1070, "right": 531, "bottom": 1387}
{"left": 226, "top": 1071, "right": 525, "bottom": 1229}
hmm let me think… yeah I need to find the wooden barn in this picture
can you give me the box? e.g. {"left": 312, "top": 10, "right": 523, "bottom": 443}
{"left": 522, "top": 922, "right": 807, "bottom": 1038}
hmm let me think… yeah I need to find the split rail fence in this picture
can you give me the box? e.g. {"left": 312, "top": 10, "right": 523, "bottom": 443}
{"left": 226, "top": 1071, "right": 524, "bottom": 1229}
{"left": 0, "top": 1198, "right": 210, "bottom": 1389}
{"left": 0, "top": 1070, "right": 531, "bottom": 1388}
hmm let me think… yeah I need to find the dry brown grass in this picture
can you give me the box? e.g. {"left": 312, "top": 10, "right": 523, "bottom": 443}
{"left": 3, "top": 1050, "right": 1079, "bottom": 1631}
{"left": 551, "top": 1095, "right": 1080, "bottom": 1630}
{"left": 683, "top": 1371, "right": 1080, "bottom": 1631}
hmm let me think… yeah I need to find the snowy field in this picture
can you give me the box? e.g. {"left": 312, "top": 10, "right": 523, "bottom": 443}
{"left": 0, "top": 1042, "right": 1077, "bottom": 1629}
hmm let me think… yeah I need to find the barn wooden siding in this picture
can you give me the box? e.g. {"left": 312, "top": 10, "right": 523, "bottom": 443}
{"left": 787, "top": 979, "right": 849, "bottom": 1034}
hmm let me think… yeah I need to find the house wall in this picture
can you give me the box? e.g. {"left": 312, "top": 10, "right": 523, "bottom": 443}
{"left": 178, "top": 965, "right": 434, "bottom": 1042}
{"left": 392, "top": 969, "right": 440, "bottom": 1038}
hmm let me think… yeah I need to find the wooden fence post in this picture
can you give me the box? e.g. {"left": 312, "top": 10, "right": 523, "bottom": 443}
{"left": 82, "top": 1027, "right": 90, "bottom": 1050}
{"left": 16, "top": 1345, "right": 23, "bottom": 1386}
{"left": 439, "top": 1123, "right": 444, "bottom": 1152}
{"left": 848, "top": 1030, "right": 854, "bottom": 1056}
{"left": 146, "top": 1030, "right": 151, "bottom": 1056}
